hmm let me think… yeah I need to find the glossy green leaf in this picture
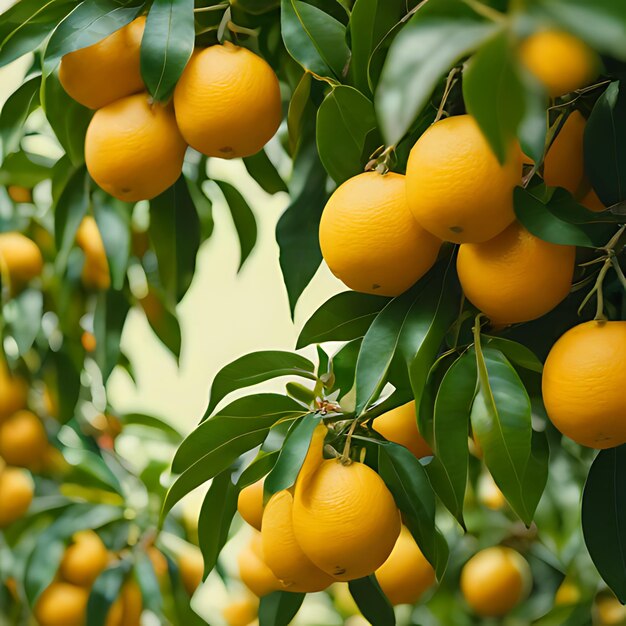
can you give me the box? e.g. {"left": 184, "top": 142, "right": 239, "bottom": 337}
{"left": 119, "top": 413, "right": 183, "bottom": 444}
{"left": 237, "top": 451, "right": 280, "bottom": 488}
{"left": 94, "top": 289, "right": 131, "bottom": 382}
{"left": 471, "top": 345, "right": 548, "bottom": 525}
{"left": 297, "top": 291, "right": 389, "bottom": 348}
{"left": 44, "top": 0, "right": 142, "bottom": 69}
{"left": 150, "top": 177, "right": 201, "bottom": 304}
{"left": 0, "top": 151, "right": 54, "bottom": 188}
{"left": 582, "top": 445, "right": 626, "bottom": 602}
{"left": 205, "top": 351, "right": 316, "bottom": 417}
{"left": 330, "top": 338, "right": 361, "bottom": 399}
{"left": 259, "top": 591, "right": 305, "bottom": 626}
{"left": 482, "top": 335, "right": 543, "bottom": 373}
{"left": 3, "top": 288, "right": 42, "bottom": 357}
{"left": 376, "top": 0, "right": 498, "bottom": 145}
{"left": 281, "top": 0, "right": 350, "bottom": 79}
{"left": 349, "top": 576, "right": 395, "bottom": 626}
{"left": 463, "top": 30, "right": 524, "bottom": 163}
{"left": 316, "top": 86, "right": 378, "bottom": 184}
{"left": 427, "top": 350, "right": 477, "bottom": 526}
{"left": 0, "top": 75, "right": 41, "bottom": 158}
{"left": 140, "top": 0, "right": 194, "bottom": 101}
{"left": 243, "top": 150, "right": 288, "bottom": 195}
{"left": 518, "top": 67, "right": 548, "bottom": 165}
{"left": 287, "top": 72, "right": 313, "bottom": 156}
{"left": 141, "top": 287, "right": 182, "bottom": 360}
{"left": 86, "top": 563, "right": 129, "bottom": 626}
{"left": 49, "top": 347, "right": 82, "bottom": 424}
{"left": 135, "top": 551, "right": 163, "bottom": 616}
{"left": 264, "top": 413, "right": 321, "bottom": 497}
{"left": 584, "top": 81, "right": 626, "bottom": 207}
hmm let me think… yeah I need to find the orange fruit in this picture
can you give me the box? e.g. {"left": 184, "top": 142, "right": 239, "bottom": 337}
{"left": 59, "top": 530, "right": 109, "bottom": 587}
{"left": 460, "top": 547, "right": 531, "bottom": 617}
{"left": 555, "top": 581, "right": 581, "bottom": 606}
{"left": 261, "top": 489, "right": 334, "bottom": 593}
{"left": 76, "top": 216, "right": 111, "bottom": 290}
{"left": 0, "top": 467, "right": 33, "bottom": 527}
{"left": 519, "top": 30, "right": 598, "bottom": 98}
{"left": 319, "top": 171, "right": 441, "bottom": 296}
{"left": 147, "top": 546, "right": 168, "bottom": 579}
{"left": 292, "top": 425, "right": 401, "bottom": 581}
{"left": 85, "top": 93, "right": 187, "bottom": 202}
{"left": 7, "top": 186, "right": 32, "bottom": 203}
{"left": 237, "top": 478, "right": 265, "bottom": 531}
{"left": 222, "top": 596, "right": 258, "bottom": 626}
{"left": 178, "top": 548, "right": 205, "bottom": 595}
{"left": 237, "top": 534, "right": 281, "bottom": 597}
{"left": 0, "top": 364, "right": 28, "bottom": 421}
{"left": 457, "top": 221, "right": 575, "bottom": 324}
{"left": 406, "top": 114, "right": 522, "bottom": 244}
{"left": 375, "top": 526, "right": 435, "bottom": 606}
{"left": 0, "top": 410, "right": 48, "bottom": 469}
{"left": 35, "top": 582, "right": 89, "bottom": 626}
{"left": 106, "top": 579, "right": 143, "bottom": 626}
{"left": 373, "top": 401, "right": 432, "bottom": 459}
{"left": 174, "top": 43, "right": 281, "bottom": 159}
{"left": 59, "top": 17, "right": 145, "bottom": 109}
{"left": 477, "top": 473, "right": 505, "bottom": 511}
{"left": 0, "top": 232, "right": 43, "bottom": 289}
{"left": 81, "top": 331, "right": 97, "bottom": 352}
{"left": 542, "top": 321, "right": 626, "bottom": 448}
{"left": 543, "top": 111, "right": 587, "bottom": 196}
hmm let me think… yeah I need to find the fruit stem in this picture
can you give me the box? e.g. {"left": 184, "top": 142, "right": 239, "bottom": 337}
{"left": 460, "top": 0, "right": 507, "bottom": 23}
{"left": 434, "top": 66, "right": 460, "bottom": 123}
{"left": 194, "top": 2, "right": 229, "bottom": 11}
{"left": 340, "top": 419, "right": 359, "bottom": 465}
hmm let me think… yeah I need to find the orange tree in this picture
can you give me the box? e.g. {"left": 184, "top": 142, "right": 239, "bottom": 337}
{"left": 1, "top": 0, "right": 626, "bottom": 624}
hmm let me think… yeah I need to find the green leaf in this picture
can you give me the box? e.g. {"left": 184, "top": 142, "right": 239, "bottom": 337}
{"left": 0, "top": 75, "right": 41, "bottom": 158}
{"left": 376, "top": 0, "right": 498, "bottom": 145}
{"left": 44, "top": 0, "right": 142, "bottom": 70}
{"left": 331, "top": 338, "right": 361, "bottom": 399}
{"left": 205, "top": 351, "right": 316, "bottom": 417}
{"left": 259, "top": 590, "right": 305, "bottom": 626}
{"left": 42, "top": 71, "right": 93, "bottom": 165}
{"left": 198, "top": 470, "right": 239, "bottom": 575}
{"left": 92, "top": 193, "right": 131, "bottom": 291}
{"left": 213, "top": 179, "right": 257, "bottom": 272}
{"left": 482, "top": 336, "right": 543, "bottom": 373}
{"left": 135, "top": 551, "right": 163, "bottom": 616}
{"left": 237, "top": 451, "right": 280, "bottom": 488}
{"left": 3, "top": 288, "right": 42, "bottom": 357}
{"left": 54, "top": 165, "right": 89, "bottom": 272}
{"left": 49, "top": 347, "right": 82, "bottom": 424}
{"left": 0, "top": 151, "right": 54, "bottom": 188}
{"left": 119, "top": 413, "right": 183, "bottom": 445}
{"left": 316, "top": 86, "right": 379, "bottom": 184}
{"left": 348, "top": 576, "right": 395, "bottom": 626}
{"left": 518, "top": 67, "right": 548, "bottom": 165}
{"left": 297, "top": 291, "right": 389, "bottom": 348}
{"left": 287, "top": 71, "right": 312, "bottom": 156}
{"left": 582, "top": 445, "right": 626, "bottom": 603}
{"left": 264, "top": 413, "right": 321, "bottom": 497}
{"left": 463, "top": 30, "right": 524, "bottom": 163}
{"left": 584, "top": 81, "right": 626, "bottom": 207}
{"left": 140, "top": 0, "right": 194, "bottom": 101}
{"left": 150, "top": 176, "right": 201, "bottom": 304}
{"left": 471, "top": 345, "right": 548, "bottom": 525}
{"left": 514, "top": 187, "right": 612, "bottom": 248}
{"left": 243, "top": 150, "right": 288, "bottom": 195}
{"left": 534, "top": 0, "right": 626, "bottom": 60}
{"left": 281, "top": 0, "right": 350, "bottom": 79}
{"left": 0, "top": 0, "right": 75, "bottom": 68}
{"left": 427, "top": 350, "right": 477, "bottom": 526}
{"left": 94, "top": 289, "right": 131, "bottom": 382}
{"left": 276, "top": 141, "right": 328, "bottom": 314}
{"left": 378, "top": 442, "right": 446, "bottom": 577}
{"left": 141, "top": 287, "right": 182, "bottom": 360}
{"left": 348, "top": 0, "right": 405, "bottom": 95}
{"left": 86, "top": 563, "right": 129, "bottom": 626}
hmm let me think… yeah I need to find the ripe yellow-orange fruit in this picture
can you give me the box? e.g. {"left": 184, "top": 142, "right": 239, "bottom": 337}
{"left": 261, "top": 489, "right": 334, "bottom": 593}
{"left": 375, "top": 526, "right": 435, "bottom": 606}
{"left": 35, "top": 582, "right": 89, "bottom": 626}
{"left": 595, "top": 594, "right": 626, "bottom": 625}
{"left": 292, "top": 426, "right": 401, "bottom": 581}
{"left": 106, "top": 579, "right": 143, "bottom": 626}
{"left": 406, "top": 115, "right": 522, "bottom": 244}
{"left": 0, "top": 467, "right": 33, "bottom": 527}
{"left": 76, "top": 216, "right": 110, "bottom": 290}
{"left": 477, "top": 473, "right": 505, "bottom": 511}
{"left": 81, "top": 331, "right": 97, "bottom": 353}
{"left": 542, "top": 321, "right": 626, "bottom": 448}
{"left": 59, "top": 530, "right": 109, "bottom": 587}
{"left": 555, "top": 581, "right": 581, "bottom": 606}
{"left": 237, "top": 478, "right": 265, "bottom": 531}
{"left": 0, "top": 364, "right": 28, "bottom": 420}
{"left": 7, "top": 186, "right": 32, "bottom": 203}
{"left": 0, "top": 410, "right": 48, "bottom": 469}
{"left": 85, "top": 93, "right": 187, "bottom": 202}
{"left": 460, "top": 547, "right": 531, "bottom": 617}
{"left": 237, "top": 534, "right": 281, "bottom": 597}
{"left": 174, "top": 43, "right": 281, "bottom": 159}
{"left": 519, "top": 30, "right": 598, "bottom": 98}
{"left": 148, "top": 546, "right": 168, "bottom": 579}
{"left": 0, "top": 232, "right": 43, "bottom": 288}
{"left": 319, "top": 172, "right": 441, "bottom": 296}
{"left": 59, "top": 17, "right": 145, "bottom": 109}
{"left": 223, "top": 596, "right": 258, "bottom": 626}
{"left": 580, "top": 187, "right": 605, "bottom": 212}
{"left": 373, "top": 401, "right": 432, "bottom": 459}
{"left": 543, "top": 111, "right": 587, "bottom": 196}
{"left": 179, "top": 548, "right": 205, "bottom": 595}
{"left": 457, "top": 222, "right": 575, "bottom": 324}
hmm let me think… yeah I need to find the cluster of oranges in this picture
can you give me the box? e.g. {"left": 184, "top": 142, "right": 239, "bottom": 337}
{"left": 58, "top": 17, "right": 282, "bottom": 202}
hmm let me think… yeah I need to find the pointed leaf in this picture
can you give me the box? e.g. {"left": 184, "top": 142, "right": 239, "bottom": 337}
{"left": 86, "top": 563, "right": 130, "bottom": 626}
{"left": 259, "top": 591, "right": 305, "bottom": 626}
{"left": 243, "top": 150, "right": 288, "bottom": 195}
{"left": 348, "top": 576, "right": 395, "bottom": 626}
{"left": 0, "top": 75, "right": 41, "bottom": 158}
